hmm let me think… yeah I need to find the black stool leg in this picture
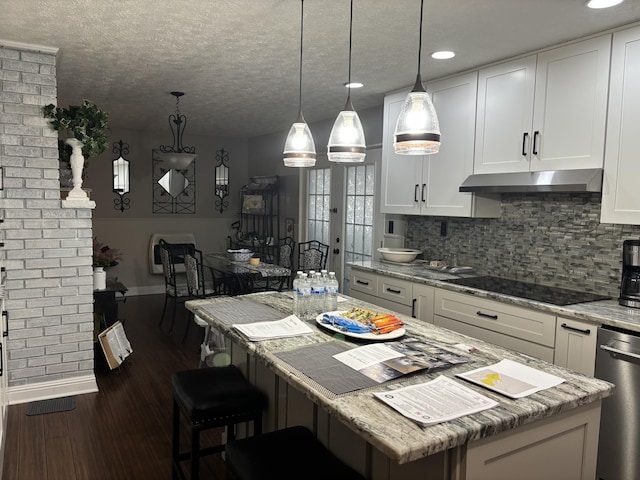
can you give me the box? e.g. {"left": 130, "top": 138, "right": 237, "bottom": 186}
{"left": 172, "top": 399, "right": 181, "bottom": 480}
{"left": 191, "top": 425, "right": 200, "bottom": 480}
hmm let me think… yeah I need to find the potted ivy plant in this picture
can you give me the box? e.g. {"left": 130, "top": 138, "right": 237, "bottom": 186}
{"left": 42, "top": 100, "right": 110, "bottom": 197}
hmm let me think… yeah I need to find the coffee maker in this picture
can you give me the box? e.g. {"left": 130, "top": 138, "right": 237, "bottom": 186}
{"left": 619, "top": 239, "right": 640, "bottom": 308}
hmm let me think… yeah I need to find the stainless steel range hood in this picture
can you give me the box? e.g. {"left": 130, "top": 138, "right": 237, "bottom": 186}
{"left": 459, "top": 168, "right": 603, "bottom": 193}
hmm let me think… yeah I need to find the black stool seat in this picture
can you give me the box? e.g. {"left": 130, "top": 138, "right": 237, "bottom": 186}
{"left": 225, "top": 425, "right": 365, "bottom": 480}
{"left": 172, "top": 365, "right": 266, "bottom": 480}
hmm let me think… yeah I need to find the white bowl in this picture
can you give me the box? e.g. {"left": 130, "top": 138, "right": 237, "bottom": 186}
{"left": 377, "top": 247, "right": 422, "bottom": 263}
{"left": 227, "top": 248, "right": 253, "bottom": 262}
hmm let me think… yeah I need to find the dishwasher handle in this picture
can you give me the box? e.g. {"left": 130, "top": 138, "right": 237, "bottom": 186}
{"left": 599, "top": 344, "right": 640, "bottom": 361}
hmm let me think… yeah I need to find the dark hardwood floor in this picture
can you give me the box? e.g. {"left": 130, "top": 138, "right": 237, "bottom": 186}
{"left": 3, "top": 294, "right": 226, "bottom": 479}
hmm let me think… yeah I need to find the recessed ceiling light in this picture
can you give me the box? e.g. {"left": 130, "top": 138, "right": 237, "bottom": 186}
{"left": 586, "top": 0, "right": 623, "bottom": 9}
{"left": 344, "top": 82, "right": 364, "bottom": 89}
{"left": 431, "top": 51, "right": 455, "bottom": 60}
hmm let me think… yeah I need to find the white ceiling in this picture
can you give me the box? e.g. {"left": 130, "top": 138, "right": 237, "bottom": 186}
{"left": 2, "top": 0, "right": 640, "bottom": 139}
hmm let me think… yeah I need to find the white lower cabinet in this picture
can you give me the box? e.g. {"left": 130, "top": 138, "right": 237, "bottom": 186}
{"left": 465, "top": 401, "right": 600, "bottom": 480}
{"left": 553, "top": 316, "right": 598, "bottom": 376}
{"left": 349, "top": 270, "right": 434, "bottom": 321}
{"left": 434, "top": 289, "right": 556, "bottom": 362}
{"left": 351, "top": 270, "right": 604, "bottom": 375}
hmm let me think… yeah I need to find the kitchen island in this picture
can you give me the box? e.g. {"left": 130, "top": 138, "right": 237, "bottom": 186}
{"left": 187, "top": 292, "right": 613, "bottom": 480}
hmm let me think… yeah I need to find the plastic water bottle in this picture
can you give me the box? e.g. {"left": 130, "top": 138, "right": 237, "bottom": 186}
{"left": 310, "top": 272, "right": 325, "bottom": 317}
{"left": 299, "top": 273, "right": 312, "bottom": 320}
{"left": 326, "top": 272, "right": 339, "bottom": 311}
{"left": 292, "top": 270, "right": 304, "bottom": 317}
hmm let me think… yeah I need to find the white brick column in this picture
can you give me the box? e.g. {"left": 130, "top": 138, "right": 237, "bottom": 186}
{"left": 1, "top": 41, "right": 98, "bottom": 401}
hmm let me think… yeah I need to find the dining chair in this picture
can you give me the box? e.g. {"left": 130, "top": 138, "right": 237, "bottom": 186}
{"left": 272, "top": 237, "right": 296, "bottom": 290}
{"left": 158, "top": 239, "right": 193, "bottom": 334}
{"left": 182, "top": 249, "right": 224, "bottom": 343}
{"left": 297, "top": 240, "right": 329, "bottom": 273}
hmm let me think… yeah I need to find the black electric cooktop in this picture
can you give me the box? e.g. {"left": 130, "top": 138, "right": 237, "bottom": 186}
{"left": 442, "top": 276, "right": 611, "bottom": 306}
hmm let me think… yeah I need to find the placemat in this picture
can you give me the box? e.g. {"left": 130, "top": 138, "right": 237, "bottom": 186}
{"left": 275, "top": 341, "right": 379, "bottom": 395}
{"left": 201, "top": 298, "right": 283, "bottom": 325}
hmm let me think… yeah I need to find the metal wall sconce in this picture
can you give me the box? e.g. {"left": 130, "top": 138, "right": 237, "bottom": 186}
{"left": 112, "top": 140, "right": 130, "bottom": 212}
{"left": 214, "top": 148, "right": 230, "bottom": 213}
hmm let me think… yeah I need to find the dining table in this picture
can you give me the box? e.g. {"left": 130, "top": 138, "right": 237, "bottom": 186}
{"left": 204, "top": 252, "right": 291, "bottom": 295}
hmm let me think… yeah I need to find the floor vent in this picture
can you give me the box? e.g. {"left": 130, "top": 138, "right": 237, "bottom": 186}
{"left": 26, "top": 396, "right": 76, "bottom": 416}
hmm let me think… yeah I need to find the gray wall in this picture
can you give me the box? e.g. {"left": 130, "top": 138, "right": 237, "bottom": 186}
{"left": 87, "top": 127, "right": 250, "bottom": 293}
{"left": 405, "top": 193, "right": 640, "bottom": 298}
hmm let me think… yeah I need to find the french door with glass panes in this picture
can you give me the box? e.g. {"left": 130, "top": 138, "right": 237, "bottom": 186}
{"left": 304, "top": 149, "right": 381, "bottom": 293}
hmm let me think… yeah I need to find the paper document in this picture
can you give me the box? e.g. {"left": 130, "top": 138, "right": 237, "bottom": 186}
{"left": 233, "top": 315, "right": 314, "bottom": 341}
{"left": 374, "top": 375, "right": 498, "bottom": 427}
{"left": 456, "top": 359, "right": 565, "bottom": 398}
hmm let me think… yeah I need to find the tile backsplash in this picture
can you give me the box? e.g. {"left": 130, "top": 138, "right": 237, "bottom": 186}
{"left": 405, "top": 193, "right": 640, "bottom": 298}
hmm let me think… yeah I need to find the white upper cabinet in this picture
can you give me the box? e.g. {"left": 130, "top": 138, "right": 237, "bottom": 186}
{"left": 475, "top": 56, "right": 537, "bottom": 174}
{"left": 381, "top": 72, "right": 499, "bottom": 217}
{"left": 475, "top": 35, "right": 611, "bottom": 174}
{"left": 601, "top": 25, "right": 640, "bottom": 225}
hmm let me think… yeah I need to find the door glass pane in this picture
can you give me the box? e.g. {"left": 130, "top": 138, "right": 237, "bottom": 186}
{"left": 344, "top": 164, "right": 375, "bottom": 263}
{"left": 307, "top": 168, "right": 330, "bottom": 246}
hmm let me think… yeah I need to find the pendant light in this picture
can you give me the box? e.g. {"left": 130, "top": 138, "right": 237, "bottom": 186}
{"left": 157, "top": 91, "right": 197, "bottom": 169}
{"left": 393, "top": 0, "right": 440, "bottom": 155}
{"left": 283, "top": 0, "right": 316, "bottom": 167}
{"left": 327, "top": 0, "right": 366, "bottom": 163}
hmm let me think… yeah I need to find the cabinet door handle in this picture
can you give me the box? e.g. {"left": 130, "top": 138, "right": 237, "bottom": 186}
{"left": 561, "top": 323, "right": 591, "bottom": 335}
{"left": 2, "top": 310, "right": 7, "bottom": 337}
{"left": 476, "top": 311, "right": 498, "bottom": 320}
{"left": 356, "top": 280, "right": 369, "bottom": 286}
{"left": 0, "top": 343, "right": 3, "bottom": 377}
{"left": 522, "top": 132, "right": 529, "bottom": 156}
{"left": 532, "top": 131, "right": 540, "bottom": 155}
{"left": 386, "top": 287, "right": 401, "bottom": 294}
{"left": 414, "top": 184, "right": 419, "bottom": 203}
{"left": 421, "top": 184, "right": 426, "bottom": 202}
{"left": 412, "top": 298, "right": 416, "bottom": 318}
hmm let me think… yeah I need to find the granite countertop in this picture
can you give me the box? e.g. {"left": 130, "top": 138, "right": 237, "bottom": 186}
{"left": 349, "top": 260, "right": 640, "bottom": 333}
{"left": 187, "top": 292, "right": 614, "bottom": 464}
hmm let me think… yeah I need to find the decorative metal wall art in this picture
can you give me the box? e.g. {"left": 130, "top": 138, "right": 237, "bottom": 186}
{"left": 214, "top": 148, "right": 230, "bottom": 213}
{"left": 152, "top": 149, "right": 196, "bottom": 214}
{"left": 112, "top": 140, "right": 131, "bottom": 212}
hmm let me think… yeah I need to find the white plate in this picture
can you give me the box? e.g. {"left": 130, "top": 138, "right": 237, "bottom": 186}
{"left": 315, "top": 311, "right": 406, "bottom": 341}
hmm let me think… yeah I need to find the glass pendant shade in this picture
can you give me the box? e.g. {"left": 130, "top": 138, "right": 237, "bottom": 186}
{"left": 327, "top": 105, "right": 366, "bottom": 163}
{"left": 283, "top": 116, "right": 316, "bottom": 167}
{"left": 394, "top": 85, "right": 441, "bottom": 155}
{"left": 283, "top": 0, "right": 316, "bottom": 168}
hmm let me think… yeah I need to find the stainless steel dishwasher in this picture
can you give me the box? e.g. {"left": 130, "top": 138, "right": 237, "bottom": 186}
{"left": 595, "top": 325, "right": 640, "bottom": 480}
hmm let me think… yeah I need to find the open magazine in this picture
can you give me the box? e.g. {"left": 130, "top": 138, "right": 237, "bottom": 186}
{"left": 333, "top": 338, "right": 469, "bottom": 383}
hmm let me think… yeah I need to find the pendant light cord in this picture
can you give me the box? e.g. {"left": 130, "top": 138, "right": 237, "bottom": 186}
{"left": 417, "top": 0, "right": 424, "bottom": 75}
{"left": 298, "top": 0, "right": 305, "bottom": 116}
{"left": 348, "top": 0, "right": 353, "bottom": 86}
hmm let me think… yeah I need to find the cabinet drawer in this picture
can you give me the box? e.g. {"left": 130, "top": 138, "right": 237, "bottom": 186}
{"left": 378, "top": 277, "right": 414, "bottom": 307}
{"left": 350, "top": 270, "right": 378, "bottom": 296}
{"left": 434, "top": 315, "right": 555, "bottom": 362}
{"left": 435, "top": 289, "right": 556, "bottom": 347}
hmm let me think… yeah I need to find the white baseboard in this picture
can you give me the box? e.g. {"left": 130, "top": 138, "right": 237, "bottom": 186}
{"left": 8, "top": 374, "right": 99, "bottom": 405}
{"left": 127, "top": 285, "right": 165, "bottom": 296}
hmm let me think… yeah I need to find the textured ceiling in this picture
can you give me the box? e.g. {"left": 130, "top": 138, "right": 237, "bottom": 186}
{"left": 1, "top": 0, "right": 640, "bottom": 138}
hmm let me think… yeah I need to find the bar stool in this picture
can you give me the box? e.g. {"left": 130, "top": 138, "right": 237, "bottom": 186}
{"left": 224, "top": 425, "right": 365, "bottom": 480}
{"left": 171, "top": 365, "right": 267, "bottom": 480}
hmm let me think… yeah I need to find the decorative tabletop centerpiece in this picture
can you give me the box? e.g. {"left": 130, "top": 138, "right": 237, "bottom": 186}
{"left": 42, "top": 99, "right": 110, "bottom": 199}
{"left": 93, "top": 238, "right": 123, "bottom": 269}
